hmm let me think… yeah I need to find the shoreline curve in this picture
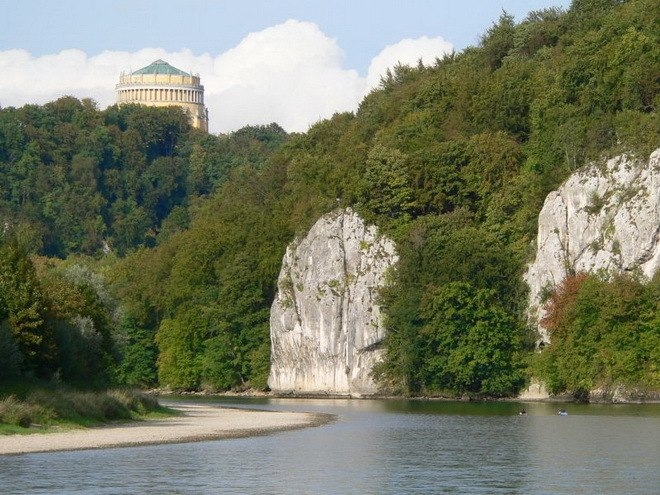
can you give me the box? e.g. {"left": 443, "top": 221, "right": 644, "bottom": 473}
{"left": 0, "top": 403, "right": 334, "bottom": 456}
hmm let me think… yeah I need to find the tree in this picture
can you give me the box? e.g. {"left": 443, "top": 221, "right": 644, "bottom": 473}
{"left": 123, "top": 105, "right": 190, "bottom": 160}
{"left": 0, "top": 237, "right": 54, "bottom": 376}
{"left": 0, "top": 322, "right": 23, "bottom": 380}
{"left": 37, "top": 260, "right": 118, "bottom": 386}
{"left": 538, "top": 272, "right": 660, "bottom": 397}
{"left": 377, "top": 212, "right": 527, "bottom": 395}
{"left": 155, "top": 313, "right": 203, "bottom": 390}
{"left": 419, "top": 282, "right": 525, "bottom": 396}
{"left": 114, "top": 314, "right": 158, "bottom": 388}
{"left": 480, "top": 12, "right": 516, "bottom": 70}
{"left": 357, "top": 144, "right": 414, "bottom": 221}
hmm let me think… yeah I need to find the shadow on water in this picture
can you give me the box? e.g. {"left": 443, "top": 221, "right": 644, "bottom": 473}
{"left": 164, "top": 393, "right": 660, "bottom": 418}
{"left": 376, "top": 398, "right": 660, "bottom": 417}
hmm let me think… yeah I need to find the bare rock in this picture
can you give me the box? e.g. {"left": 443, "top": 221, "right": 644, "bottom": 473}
{"left": 268, "top": 208, "right": 397, "bottom": 396}
{"left": 525, "top": 149, "right": 660, "bottom": 343}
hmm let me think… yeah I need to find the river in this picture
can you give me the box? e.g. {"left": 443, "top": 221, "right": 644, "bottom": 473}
{"left": 1, "top": 397, "right": 658, "bottom": 494}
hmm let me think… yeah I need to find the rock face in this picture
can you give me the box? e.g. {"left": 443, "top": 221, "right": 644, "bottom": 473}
{"left": 268, "top": 208, "right": 397, "bottom": 396}
{"left": 525, "top": 149, "right": 660, "bottom": 342}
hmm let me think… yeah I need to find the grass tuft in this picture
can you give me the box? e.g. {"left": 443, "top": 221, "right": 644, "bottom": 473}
{"left": 0, "top": 395, "right": 53, "bottom": 428}
{"left": 0, "top": 388, "right": 165, "bottom": 433}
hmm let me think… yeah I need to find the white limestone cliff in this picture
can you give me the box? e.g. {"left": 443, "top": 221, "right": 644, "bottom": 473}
{"left": 525, "top": 149, "right": 660, "bottom": 342}
{"left": 268, "top": 208, "right": 397, "bottom": 396}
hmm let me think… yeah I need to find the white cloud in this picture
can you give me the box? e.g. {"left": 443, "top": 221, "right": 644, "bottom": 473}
{"left": 0, "top": 22, "right": 453, "bottom": 134}
{"left": 207, "top": 20, "right": 364, "bottom": 132}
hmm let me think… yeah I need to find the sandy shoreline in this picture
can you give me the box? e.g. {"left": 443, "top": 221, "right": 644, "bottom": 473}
{"left": 0, "top": 403, "right": 333, "bottom": 456}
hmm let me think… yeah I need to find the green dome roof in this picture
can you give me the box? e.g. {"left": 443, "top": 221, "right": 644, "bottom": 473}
{"left": 132, "top": 59, "right": 190, "bottom": 76}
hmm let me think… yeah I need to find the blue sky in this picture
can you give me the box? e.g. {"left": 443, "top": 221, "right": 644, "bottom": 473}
{"left": 0, "top": 0, "right": 571, "bottom": 133}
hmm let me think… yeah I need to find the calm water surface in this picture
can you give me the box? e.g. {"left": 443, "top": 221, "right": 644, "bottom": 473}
{"left": 1, "top": 397, "right": 658, "bottom": 494}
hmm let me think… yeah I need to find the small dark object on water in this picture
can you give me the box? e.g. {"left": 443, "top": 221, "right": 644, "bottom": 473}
{"left": 518, "top": 409, "right": 527, "bottom": 415}
{"left": 557, "top": 409, "right": 568, "bottom": 416}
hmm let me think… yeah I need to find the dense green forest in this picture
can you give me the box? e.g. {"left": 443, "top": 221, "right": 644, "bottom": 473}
{"left": 1, "top": 0, "right": 658, "bottom": 399}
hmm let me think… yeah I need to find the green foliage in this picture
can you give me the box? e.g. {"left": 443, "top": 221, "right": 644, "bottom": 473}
{"left": 0, "top": 323, "right": 23, "bottom": 380}
{"left": 156, "top": 314, "right": 203, "bottom": 390}
{"left": 183, "top": 123, "right": 287, "bottom": 197}
{"left": 419, "top": 282, "right": 525, "bottom": 396}
{"left": 34, "top": 259, "right": 118, "bottom": 387}
{"left": 512, "top": 8, "right": 564, "bottom": 58}
{"left": 537, "top": 273, "right": 660, "bottom": 396}
{"left": 0, "top": 238, "right": 122, "bottom": 387}
{"left": 480, "top": 12, "right": 516, "bottom": 70}
{"left": 357, "top": 144, "right": 414, "bottom": 221}
{"left": 0, "top": 99, "right": 287, "bottom": 258}
{"left": 147, "top": 162, "right": 286, "bottom": 391}
{"left": 0, "top": 388, "right": 162, "bottom": 429}
{"left": 0, "top": 236, "right": 55, "bottom": 377}
{"left": 114, "top": 315, "right": 158, "bottom": 388}
{"left": 376, "top": 213, "right": 528, "bottom": 396}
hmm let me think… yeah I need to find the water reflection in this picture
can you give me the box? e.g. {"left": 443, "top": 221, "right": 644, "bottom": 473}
{"left": 1, "top": 397, "right": 658, "bottom": 494}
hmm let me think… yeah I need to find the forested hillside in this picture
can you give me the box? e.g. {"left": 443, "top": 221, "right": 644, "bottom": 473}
{"left": 1, "top": 0, "right": 658, "bottom": 397}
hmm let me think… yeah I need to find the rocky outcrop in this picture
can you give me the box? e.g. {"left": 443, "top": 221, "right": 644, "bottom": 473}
{"left": 525, "top": 149, "right": 660, "bottom": 342}
{"left": 268, "top": 208, "right": 397, "bottom": 396}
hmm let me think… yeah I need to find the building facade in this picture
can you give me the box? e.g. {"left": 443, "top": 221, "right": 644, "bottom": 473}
{"left": 116, "top": 59, "right": 208, "bottom": 132}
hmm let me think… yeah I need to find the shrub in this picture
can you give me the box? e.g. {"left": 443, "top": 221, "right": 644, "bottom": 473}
{"left": 0, "top": 395, "right": 52, "bottom": 427}
{"left": 25, "top": 388, "right": 160, "bottom": 424}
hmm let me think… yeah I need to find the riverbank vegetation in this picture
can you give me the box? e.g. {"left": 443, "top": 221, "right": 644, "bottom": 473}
{"left": 0, "top": 0, "right": 658, "bottom": 403}
{"left": 0, "top": 386, "right": 165, "bottom": 433}
{"left": 535, "top": 272, "right": 660, "bottom": 398}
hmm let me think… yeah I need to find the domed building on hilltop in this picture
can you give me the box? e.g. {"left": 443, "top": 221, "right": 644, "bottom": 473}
{"left": 116, "top": 59, "right": 208, "bottom": 132}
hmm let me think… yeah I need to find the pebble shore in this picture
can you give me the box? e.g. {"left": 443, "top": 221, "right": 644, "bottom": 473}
{"left": 0, "top": 403, "right": 332, "bottom": 455}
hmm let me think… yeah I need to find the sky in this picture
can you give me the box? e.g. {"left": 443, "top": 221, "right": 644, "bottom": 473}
{"left": 0, "top": 0, "right": 571, "bottom": 134}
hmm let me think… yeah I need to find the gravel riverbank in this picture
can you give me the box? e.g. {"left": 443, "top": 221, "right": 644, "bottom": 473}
{"left": 0, "top": 403, "right": 332, "bottom": 455}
